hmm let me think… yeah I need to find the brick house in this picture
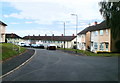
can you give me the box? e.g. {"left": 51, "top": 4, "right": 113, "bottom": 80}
{"left": 77, "top": 21, "right": 120, "bottom": 53}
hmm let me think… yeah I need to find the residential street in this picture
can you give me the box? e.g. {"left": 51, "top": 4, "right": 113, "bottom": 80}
{"left": 3, "top": 49, "right": 118, "bottom": 81}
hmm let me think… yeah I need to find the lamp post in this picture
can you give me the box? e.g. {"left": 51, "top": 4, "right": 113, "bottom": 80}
{"left": 71, "top": 14, "right": 78, "bottom": 53}
{"left": 64, "top": 22, "right": 65, "bottom": 50}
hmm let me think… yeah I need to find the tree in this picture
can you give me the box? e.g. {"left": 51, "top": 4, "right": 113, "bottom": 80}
{"left": 99, "top": 1, "right": 120, "bottom": 39}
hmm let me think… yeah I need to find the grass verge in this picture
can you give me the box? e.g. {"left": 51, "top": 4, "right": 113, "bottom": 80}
{"left": 0, "top": 43, "right": 26, "bottom": 61}
{"left": 58, "top": 48, "right": 120, "bottom": 56}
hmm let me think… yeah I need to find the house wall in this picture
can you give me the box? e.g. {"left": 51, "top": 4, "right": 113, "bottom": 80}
{"left": 85, "top": 31, "right": 91, "bottom": 50}
{"left": 90, "top": 29, "right": 111, "bottom": 53}
{"left": 23, "top": 39, "right": 76, "bottom": 49}
{"left": 77, "top": 34, "right": 86, "bottom": 50}
{"left": 7, "top": 38, "right": 24, "bottom": 45}
{"left": 0, "top": 24, "right": 6, "bottom": 43}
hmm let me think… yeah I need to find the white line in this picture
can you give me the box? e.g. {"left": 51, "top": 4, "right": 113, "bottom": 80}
{"left": 0, "top": 49, "right": 36, "bottom": 79}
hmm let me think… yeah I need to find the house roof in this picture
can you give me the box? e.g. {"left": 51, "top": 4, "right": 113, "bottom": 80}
{"left": 77, "top": 21, "right": 109, "bottom": 35}
{"left": 0, "top": 21, "right": 7, "bottom": 26}
{"left": 6, "top": 33, "right": 22, "bottom": 39}
{"left": 23, "top": 36, "right": 76, "bottom": 41}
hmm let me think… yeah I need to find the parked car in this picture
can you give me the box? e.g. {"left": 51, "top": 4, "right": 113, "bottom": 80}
{"left": 18, "top": 42, "right": 25, "bottom": 46}
{"left": 31, "top": 44, "right": 44, "bottom": 49}
{"left": 31, "top": 44, "right": 38, "bottom": 48}
{"left": 38, "top": 44, "right": 44, "bottom": 49}
{"left": 24, "top": 43, "right": 30, "bottom": 47}
{"left": 18, "top": 42, "right": 30, "bottom": 47}
{"left": 47, "top": 44, "right": 56, "bottom": 50}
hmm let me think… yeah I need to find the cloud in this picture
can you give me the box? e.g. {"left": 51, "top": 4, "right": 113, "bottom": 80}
{"left": 4, "top": 13, "right": 24, "bottom": 19}
{"left": 3, "top": 0, "right": 104, "bottom": 36}
{"left": 25, "top": 21, "right": 33, "bottom": 24}
{"left": 2, "top": 0, "right": 103, "bottom": 24}
{"left": 10, "top": 22, "right": 20, "bottom": 24}
{"left": 6, "top": 28, "right": 65, "bottom": 37}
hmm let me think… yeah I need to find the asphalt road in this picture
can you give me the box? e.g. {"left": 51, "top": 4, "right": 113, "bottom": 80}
{"left": 2, "top": 49, "right": 118, "bottom": 81}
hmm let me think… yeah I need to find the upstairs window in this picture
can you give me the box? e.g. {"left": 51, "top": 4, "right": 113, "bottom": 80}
{"left": 95, "top": 31, "right": 98, "bottom": 36}
{"left": 100, "top": 30, "right": 103, "bottom": 35}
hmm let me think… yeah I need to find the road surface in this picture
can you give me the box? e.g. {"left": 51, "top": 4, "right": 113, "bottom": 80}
{"left": 3, "top": 49, "right": 118, "bottom": 81}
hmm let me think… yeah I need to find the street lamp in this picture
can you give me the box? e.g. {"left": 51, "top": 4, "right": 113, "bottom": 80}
{"left": 71, "top": 14, "right": 78, "bottom": 53}
{"left": 64, "top": 22, "right": 65, "bottom": 50}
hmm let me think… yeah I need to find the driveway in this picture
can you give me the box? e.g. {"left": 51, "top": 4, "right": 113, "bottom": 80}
{"left": 2, "top": 49, "right": 118, "bottom": 81}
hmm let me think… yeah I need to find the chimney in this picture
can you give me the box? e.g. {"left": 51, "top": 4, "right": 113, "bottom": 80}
{"left": 11, "top": 33, "right": 14, "bottom": 37}
{"left": 94, "top": 21, "right": 97, "bottom": 25}
{"left": 45, "top": 34, "right": 47, "bottom": 36}
{"left": 61, "top": 34, "right": 63, "bottom": 36}
{"left": 39, "top": 34, "right": 40, "bottom": 36}
{"left": 33, "top": 34, "right": 35, "bottom": 36}
{"left": 52, "top": 34, "right": 54, "bottom": 36}
{"left": 72, "top": 34, "right": 75, "bottom": 36}
{"left": 28, "top": 35, "right": 29, "bottom": 37}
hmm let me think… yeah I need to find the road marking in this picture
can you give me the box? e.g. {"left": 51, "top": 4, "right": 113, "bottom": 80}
{"left": 0, "top": 49, "right": 36, "bottom": 79}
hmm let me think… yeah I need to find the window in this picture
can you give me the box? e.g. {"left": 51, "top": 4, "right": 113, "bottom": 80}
{"left": 95, "top": 31, "right": 98, "bottom": 36}
{"left": 100, "top": 30, "right": 103, "bottom": 35}
{"left": 48, "top": 41, "right": 50, "bottom": 43}
{"left": 106, "top": 29, "right": 108, "bottom": 35}
{"left": 74, "top": 41, "right": 76, "bottom": 44}
{"left": 94, "top": 42, "right": 98, "bottom": 50}
{"left": 100, "top": 43, "right": 104, "bottom": 51}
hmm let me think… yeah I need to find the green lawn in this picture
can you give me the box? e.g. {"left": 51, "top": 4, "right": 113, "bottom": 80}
{"left": 0, "top": 43, "right": 26, "bottom": 61}
{"left": 58, "top": 48, "right": 120, "bottom": 56}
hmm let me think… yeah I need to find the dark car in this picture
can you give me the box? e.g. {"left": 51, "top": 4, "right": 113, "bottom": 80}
{"left": 47, "top": 44, "right": 56, "bottom": 50}
{"left": 38, "top": 44, "right": 44, "bottom": 49}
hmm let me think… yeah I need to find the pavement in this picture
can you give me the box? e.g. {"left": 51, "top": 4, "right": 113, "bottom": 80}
{"left": 2, "top": 49, "right": 35, "bottom": 76}
{"left": 2, "top": 49, "right": 119, "bottom": 82}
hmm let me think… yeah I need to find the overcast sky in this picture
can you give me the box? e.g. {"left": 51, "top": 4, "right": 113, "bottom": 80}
{"left": 1, "top": 0, "right": 104, "bottom": 37}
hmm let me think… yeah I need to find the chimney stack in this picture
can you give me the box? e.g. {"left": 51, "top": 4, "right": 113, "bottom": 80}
{"left": 72, "top": 34, "right": 75, "bottom": 36}
{"left": 45, "top": 34, "right": 47, "bottom": 36}
{"left": 61, "top": 34, "right": 63, "bottom": 36}
{"left": 94, "top": 21, "right": 97, "bottom": 25}
{"left": 52, "top": 34, "right": 54, "bottom": 36}
{"left": 39, "top": 34, "right": 40, "bottom": 36}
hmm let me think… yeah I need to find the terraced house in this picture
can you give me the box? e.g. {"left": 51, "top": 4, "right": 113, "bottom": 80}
{"left": 0, "top": 21, "right": 7, "bottom": 43}
{"left": 6, "top": 33, "right": 23, "bottom": 45}
{"left": 90, "top": 21, "right": 110, "bottom": 53}
{"left": 77, "top": 21, "right": 120, "bottom": 53}
{"left": 23, "top": 34, "right": 76, "bottom": 48}
{"left": 77, "top": 26, "right": 91, "bottom": 50}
